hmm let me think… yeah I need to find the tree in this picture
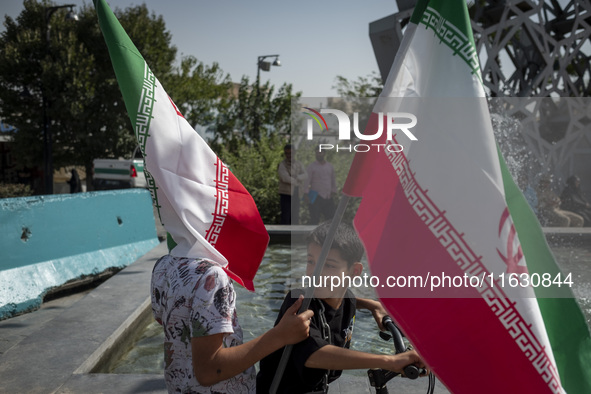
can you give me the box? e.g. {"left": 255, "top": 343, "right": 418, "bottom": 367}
{"left": 0, "top": 0, "right": 177, "bottom": 192}
{"left": 330, "top": 72, "right": 384, "bottom": 137}
{"left": 209, "top": 76, "right": 300, "bottom": 152}
{"left": 166, "top": 55, "right": 233, "bottom": 130}
{"left": 0, "top": 0, "right": 301, "bottom": 225}
{"left": 332, "top": 71, "right": 383, "bottom": 97}
{"left": 207, "top": 78, "right": 300, "bottom": 223}
{"left": 218, "top": 133, "right": 286, "bottom": 224}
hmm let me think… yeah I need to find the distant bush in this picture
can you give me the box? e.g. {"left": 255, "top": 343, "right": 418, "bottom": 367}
{"left": 0, "top": 183, "right": 33, "bottom": 198}
{"left": 218, "top": 134, "right": 284, "bottom": 224}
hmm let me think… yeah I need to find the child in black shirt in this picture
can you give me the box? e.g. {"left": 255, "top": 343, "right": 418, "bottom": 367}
{"left": 256, "top": 222, "right": 426, "bottom": 393}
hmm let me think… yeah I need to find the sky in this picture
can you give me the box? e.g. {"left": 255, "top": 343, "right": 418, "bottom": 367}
{"left": 1, "top": 0, "right": 401, "bottom": 98}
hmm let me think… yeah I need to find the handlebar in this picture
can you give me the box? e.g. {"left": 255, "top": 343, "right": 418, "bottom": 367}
{"left": 368, "top": 315, "right": 435, "bottom": 394}
{"left": 382, "top": 316, "right": 406, "bottom": 354}
{"left": 381, "top": 316, "right": 421, "bottom": 380}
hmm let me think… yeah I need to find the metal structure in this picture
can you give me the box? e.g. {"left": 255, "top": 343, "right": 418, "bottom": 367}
{"left": 254, "top": 54, "right": 281, "bottom": 141}
{"left": 370, "top": 0, "right": 591, "bottom": 197}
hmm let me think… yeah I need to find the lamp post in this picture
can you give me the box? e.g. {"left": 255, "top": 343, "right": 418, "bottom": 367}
{"left": 254, "top": 54, "right": 280, "bottom": 140}
{"left": 42, "top": 4, "right": 78, "bottom": 194}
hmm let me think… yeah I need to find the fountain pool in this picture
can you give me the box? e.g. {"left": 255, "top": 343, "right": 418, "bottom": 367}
{"left": 107, "top": 240, "right": 591, "bottom": 376}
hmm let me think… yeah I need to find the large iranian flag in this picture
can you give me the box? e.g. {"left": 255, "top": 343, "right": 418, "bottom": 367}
{"left": 94, "top": 0, "right": 268, "bottom": 291}
{"left": 343, "top": 0, "right": 591, "bottom": 393}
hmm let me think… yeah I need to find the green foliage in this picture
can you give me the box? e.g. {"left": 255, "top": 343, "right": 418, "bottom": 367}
{"left": 331, "top": 73, "right": 383, "bottom": 133}
{"left": 293, "top": 73, "right": 387, "bottom": 224}
{"left": 0, "top": 0, "right": 177, "bottom": 189}
{"left": 0, "top": 1, "right": 301, "bottom": 223}
{"left": 166, "top": 56, "right": 233, "bottom": 128}
{"left": 203, "top": 77, "right": 301, "bottom": 223}
{"left": 217, "top": 134, "right": 286, "bottom": 224}
{"left": 0, "top": 183, "right": 33, "bottom": 198}
{"left": 332, "top": 71, "right": 383, "bottom": 98}
{"left": 209, "top": 76, "right": 300, "bottom": 150}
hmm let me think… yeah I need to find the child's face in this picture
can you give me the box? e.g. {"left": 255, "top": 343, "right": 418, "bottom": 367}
{"left": 306, "top": 242, "right": 362, "bottom": 298}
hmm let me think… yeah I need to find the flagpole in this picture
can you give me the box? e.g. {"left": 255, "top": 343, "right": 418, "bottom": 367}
{"left": 269, "top": 194, "right": 350, "bottom": 394}
{"left": 270, "top": 7, "right": 421, "bottom": 391}
{"left": 270, "top": 8, "right": 418, "bottom": 388}
{"left": 269, "top": 6, "right": 425, "bottom": 390}
{"left": 269, "top": 20, "right": 416, "bottom": 392}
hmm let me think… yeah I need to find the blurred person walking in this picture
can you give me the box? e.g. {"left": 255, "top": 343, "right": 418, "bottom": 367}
{"left": 306, "top": 150, "right": 336, "bottom": 224}
{"left": 278, "top": 144, "right": 307, "bottom": 224}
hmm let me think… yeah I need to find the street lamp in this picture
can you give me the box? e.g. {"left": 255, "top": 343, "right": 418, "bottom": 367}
{"left": 254, "top": 54, "right": 280, "bottom": 140}
{"left": 42, "top": 4, "right": 78, "bottom": 194}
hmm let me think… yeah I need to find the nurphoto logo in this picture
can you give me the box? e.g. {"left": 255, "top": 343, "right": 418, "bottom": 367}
{"left": 302, "top": 107, "right": 418, "bottom": 153}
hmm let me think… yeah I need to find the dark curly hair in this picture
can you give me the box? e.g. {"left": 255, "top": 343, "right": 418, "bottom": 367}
{"left": 307, "top": 221, "right": 364, "bottom": 267}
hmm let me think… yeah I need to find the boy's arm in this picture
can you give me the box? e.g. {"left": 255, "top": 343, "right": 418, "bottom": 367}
{"left": 191, "top": 295, "right": 313, "bottom": 387}
{"left": 356, "top": 297, "right": 388, "bottom": 330}
{"left": 304, "top": 345, "right": 426, "bottom": 374}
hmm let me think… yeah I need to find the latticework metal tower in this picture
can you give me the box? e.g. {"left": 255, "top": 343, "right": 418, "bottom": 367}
{"left": 370, "top": 0, "right": 591, "bottom": 200}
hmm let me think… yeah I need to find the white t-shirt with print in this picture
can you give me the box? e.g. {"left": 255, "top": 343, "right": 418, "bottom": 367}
{"left": 151, "top": 255, "right": 256, "bottom": 393}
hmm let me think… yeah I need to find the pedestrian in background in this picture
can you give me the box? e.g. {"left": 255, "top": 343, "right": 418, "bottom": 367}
{"left": 68, "top": 169, "right": 82, "bottom": 193}
{"left": 278, "top": 144, "right": 307, "bottom": 224}
{"left": 306, "top": 150, "right": 337, "bottom": 224}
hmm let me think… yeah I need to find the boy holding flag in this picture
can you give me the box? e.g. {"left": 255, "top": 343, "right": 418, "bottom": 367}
{"left": 256, "top": 222, "right": 427, "bottom": 393}
{"left": 93, "top": 0, "right": 313, "bottom": 392}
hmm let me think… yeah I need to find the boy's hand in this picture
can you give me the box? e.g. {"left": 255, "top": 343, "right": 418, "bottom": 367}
{"left": 386, "top": 349, "right": 429, "bottom": 377}
{"left": 273, "top": 295, "right": 314, "bottom": 346}
{"left": 190, "top": 295, "right": 313, "bottom": 387}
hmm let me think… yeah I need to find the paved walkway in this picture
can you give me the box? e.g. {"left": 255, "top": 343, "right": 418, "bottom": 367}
{"left": 0, "top": 241, "right": 446, "bottom": 394}
{"left": 0, "top": 243, "right": 168, "bottom": 394}
{"left": 2, "top": 224, "right": 587, "bottom": 393}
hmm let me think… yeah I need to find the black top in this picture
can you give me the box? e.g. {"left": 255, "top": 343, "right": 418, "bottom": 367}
{"left": 256, "top": 289, "right": 356, "bottom": 394}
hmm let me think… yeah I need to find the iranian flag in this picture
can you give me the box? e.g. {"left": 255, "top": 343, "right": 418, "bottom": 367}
{"left": 343, "top": 0, "right": 591, "bottom": 393}
{"left": 94, "top": 0, "right": 268, "bottom": 291}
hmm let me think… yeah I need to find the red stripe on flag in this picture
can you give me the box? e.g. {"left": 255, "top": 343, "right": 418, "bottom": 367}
{"left": 214, "top": 167, "right": 269, "bottom": 291}
{"left": 94, "top": 0, "right": 269, "bottom": 293}
{"left": 383, "top": 299, "right": 561, "bottom": 393}
{"left": 359, "top": 182, "right": 562, "bottom": 393}
{"left": 352, "top": 123, "right": 562, "bottom": 393}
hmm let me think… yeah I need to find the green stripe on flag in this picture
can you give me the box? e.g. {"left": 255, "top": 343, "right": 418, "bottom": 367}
{"left": 94, "top": 0, "right": 147, "bottom": 131}
{"left": 419, "top": 7, "right": 480, "bottom": 80}
{"left": 411, "top": 0, "right": 481, "bottom": 81}
{"left": 94, "top": 0, "right": 162, "bottom": 224}
{"left": 498, "top": 146, "right": 591, "bottom": 393}
{"left": 133, "top": 64, "right": 156, "bottom": 156}
{"left": 409, "top": 0, "right": 431, "bottom": 24}
{"left": 412, "top": 0, "right": 473, "bottom": 42}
